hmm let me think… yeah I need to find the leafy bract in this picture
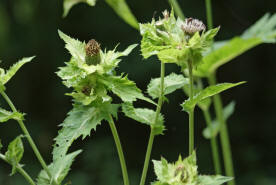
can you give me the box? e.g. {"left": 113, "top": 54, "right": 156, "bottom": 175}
{"left": 105, "top": 0, "right": 139, "bottom": 29}
{"left": 122, "top": 103, "right": 165, "bottom": 135}
{"left": 147, "top": 73, "right": 188, "bottom": 99}
{"left": 0, "top": 108, "right": 24, "bottom": 123}
{"left": 63, "top": 0, "right": 96, "bottom": 18}
{"left": 53, "top": 102, "right": 119, "bottom": 161}
{"left": 195, "top": 13, "right": 276, "bottom": 77}
{"left": 37, "top": 150, "right": 82, "bottom": 185}
{"left": 203, "top": 101, "right": 236, "bottom": 139}
{"left": 152, "top": 152, "right": 232, "bottom": 185}
{"left": 181, "top": 82, "right": 244, "bottom": 112}
{"left": 5, "top": 135, "right": 24, "bottom": 175}
{"left": 140, "top": 10, "right": 219, "bottom": 68}
{"left": 0, "top": 57, "right": 34, "bottom": 85}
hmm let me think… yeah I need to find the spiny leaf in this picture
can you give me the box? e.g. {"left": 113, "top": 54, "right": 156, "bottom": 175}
{"left": 63, "top": 0, "right": 96, "bottom": 18}
{"left": 147, "top": 73, "right": 189, "bottom": 99}
{"left": 5, "top": 135, "right": 24, "bottom": 175}
{"left": 0, "top": 57, "right": 34, "bottom": 85}
{"left": 58, "top": 30, "right": 86, "bottom": 63}
{"left": 37, "top": 150, "right": 82, "bottom": 185}
{"left": 0, "top": 108, "right": 24, "bottom": 123}
{"left": 99, "top": 74, "right": 155, "bottom": 104}
{"left": 203, "top": 101, "right": 236, "bottom": 139}
{"left": 198, "top": 175, "right": 233, "bottom": 185}
{"left": 181, "top": 82, "right": 244, "bottom": 112}
{"left": 105, "top": 0, "right": 139, "bottom": 29}
{"left": 121, "top": 103, "right": 165, "bottom": 135}
{"left": 53, "top": 102, "right": 119, "bottom": 161}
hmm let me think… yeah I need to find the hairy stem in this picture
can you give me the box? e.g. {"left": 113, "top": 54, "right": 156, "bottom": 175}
{"left": 208, "top": 73, "right": 235, "bottom": 185}
{"left": 0, "top": 153, "right": 36, "bottom": 185}
{"left": 139, "top": 62, "right": 165, "bottom": 185}
{"left": 168, "top": 0, "right": 185, "bottom": 20}
{"left": 0, "top": 91, "right": 52, "bottom": 179}
{"left": 108, "top": 116, "right": 129, "bottom": 185}
{"left": 202, "top": 109, "right": 222, "bottom": 174}
{"left": 187, "top": 60, "right": 194, "bottom": 155}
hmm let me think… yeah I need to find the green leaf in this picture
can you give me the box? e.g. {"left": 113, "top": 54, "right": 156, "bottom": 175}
{"left": 147, "top": 73, "right": 188, "bottom": 99}
{"left": 58, "top": 30, "right": 86, "bottom": 64}
{"left": 0, "top": 108, "right": 24, "bottom": 123}
{"left": 181, "top": 82, "right": 244, "bottom": 112}
{"left": 99, "top": 74, "right": 155, "bottom": 104}
{"left": 5, "top": 135, "right": 24, "bottom": 175}
{"left": 37, "top": 150, "right": 82, "bottom": 185}
{"left": 203, "top": 101, "right": 236, "bottom": 139}
{"left": 121, "top": 103, "right": 165, "bottom": 135}
{"left": 63, "top": 0, "right": 96, "bottom": 18}
{"left": 197, "top": 175, "right": 233, "bottom": 185}
{"left": 53, "top": 102, "right": 119, "bottom": 161}
{"left": 0, "top": 57, "right": 34, "bottom": 85}
{"left": 105, "top": 0, "right": 139, "bottom": 29}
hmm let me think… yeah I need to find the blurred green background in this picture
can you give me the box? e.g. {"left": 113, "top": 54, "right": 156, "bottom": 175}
{"left": 0, "top": 0, "right": 276, "bottom": 184}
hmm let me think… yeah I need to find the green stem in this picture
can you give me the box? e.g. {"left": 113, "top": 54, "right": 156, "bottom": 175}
{"left": 0, "top": 91, "right": 52, "bottom": 179}
{"left": 205, "top": 0, "right": 214, "bottom": 30}
{"left": 108, "top": 116, "right": 129, "bottom": 185}
{"left": 139, "top": 62, "right": 165, "bottom": 185}
{"left": 202, "top": 109, "right": 222, "bottom": 174}
{"left": 168, "top": 0, "right": 185, "bottom": 20}
{"left": 0, "top": 153, "right": 36, "bottom": 185}
{"left": 187, "top": 60, "right": 194, "bottom": 155}
{"left": 208, "top": 73, "right": 235, "bottom": 185}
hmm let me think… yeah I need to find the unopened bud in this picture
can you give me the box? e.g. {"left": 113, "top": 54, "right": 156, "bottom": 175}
{"left": 181, "top": 18, "right": 206, "bottom": 35}
{"left": 85, "top": 39, "right": 101, "bottom": 65}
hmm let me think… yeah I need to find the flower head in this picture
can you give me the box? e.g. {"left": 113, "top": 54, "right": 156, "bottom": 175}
{"left": 181, "top": 18, "right": 206, "bottom": 35}
{"left": 85, "top": 39, "right": 101, "bottom": 56}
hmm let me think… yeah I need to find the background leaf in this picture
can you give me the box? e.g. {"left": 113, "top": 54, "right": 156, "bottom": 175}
{"left": 198, "top": 175, "right": 233, "bottom": 185}
{"left": 63, "top": 0, "right": 96, "bottom": 18}
{"left": 0, "top": 108, "right": 23, "bottom": 123}
{"left": 181, "top": 82, "right": 244, "bottom": 112}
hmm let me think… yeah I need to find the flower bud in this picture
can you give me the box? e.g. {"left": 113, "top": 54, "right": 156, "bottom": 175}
{"left": 181, "top": 18, "right": 206, "bottom": 35}
{"left": 85, "top": 39, "right": 101, "bottom": 65}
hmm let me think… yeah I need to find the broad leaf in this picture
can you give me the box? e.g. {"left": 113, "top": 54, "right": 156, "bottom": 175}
{"left": 53, "top": 102, "right": 119, "bottom": 161}
{"left": 63, "top": 0, "right": 96, "bottom": 18}
{"left": 122, "top": 103, "right": 164, "bottom": 135}
{"left": 105, "top": 0, "right": 139, "bottom": 29}
{"left": 147, "top": 73, "right": 189, "bottom": 99}
{"left": 37, "top": 150, "right": 81, "bottom": 185}
{"left": 0, "top": 108, "right": 24, "bottom": 123}
{"left": 181, "top": 82, "right": 244, "bottom": 112}
{"left": 0, "top": 57, "right": 34, "bottom": 85}
{"left": 99, "top": 74, "right": 155, "bottom": 104}
{"left": 195, "top": 13, "right": 276, "bottom": 77}
{"left": 198, "top": 175, "right": 233, "bottom": 185}
{"left": 203, "top": 101, "right": 236, "bottom": 139}
{"left": 58, "top": 30, "right": 86, "bottom": 63}
{"left": 5, "top": 135, "right": 24, "bottom": 175}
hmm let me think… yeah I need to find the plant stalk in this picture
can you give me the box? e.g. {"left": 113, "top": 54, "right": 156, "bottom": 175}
{"left": 208, "top": 73, "right": 235, "bottom": 185}
{"left": 0, "top": 153, "right": 36, "bottom": 185}
{"left": 108, "top": 115, "right": 129, "bottom": 185}
{"left": 202, "top": 109, "right": 222, "bottom": 174}
{"left": 168, "top": 0, "right": 185, "bottom": 20}
{"left": 139, "top": 62, "right": 165, "bottom": 185}
{"left": 187, "top": 60, "right": 194, "bottom": 155}
{"left": 0, "top": 91, "right": 52, "bottom": 179}
{"left": 205, "top": 0, "right": 214, "bottom": 30}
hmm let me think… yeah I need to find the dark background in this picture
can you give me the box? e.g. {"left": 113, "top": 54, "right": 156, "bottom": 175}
{"left": 0, "top": 0, "right": 276, "bottom": 184}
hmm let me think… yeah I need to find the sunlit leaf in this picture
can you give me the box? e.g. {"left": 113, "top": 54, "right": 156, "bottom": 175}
{"left": 63, "top": 0, "right": 96, "bottom": 18}
{"left": 198, "top": 175, "right": 233, "bottom": 185}
{"left": 122, "top": 103, "right": 164, "bottom": 135}
{"left": 0, "top": 108, "right": 24, "bottom": 123}
{"left": 181, "top": 82, "right": 244, "bottom": 112}
{"left": 5, "top": 135, "right": 24, "bottom": 175}
{"left": 147, "top": 73, "right": 188, "bottom": 99}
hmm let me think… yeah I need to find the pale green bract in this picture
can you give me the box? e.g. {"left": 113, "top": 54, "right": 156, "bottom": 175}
{"left": 63, "top": 0, "right": 96, "bottom": 18}
{"left": 122, "top": 103, "right": 165, "bottom": 135}
{"left": 147, "top": 73, "right": 189, "bottom": 99}
{"left": 139, "top": 9, "right": 219, "bottom": 68}
{"left": 152, "top": 152, "right": 232, "bottom": 185}
{"left": 181, "top": 82, "right": 244, "bottom": 112}
{"left": 37, "top": 150, "right": 82, "bottom": 185}
{"left": 203, "top": 101, "right": 236, "bottom": 139}
{"left": 195, "top": 13, "right": 276, "bottom": 77}
{"left": 0, "top": 57, "right": 34, "bottom": 85}
{"left": 0, "top": 108, "right": 24, "bottom": 123}
{"left": 5, "top": 135, "right": 24, "bottom": 175}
